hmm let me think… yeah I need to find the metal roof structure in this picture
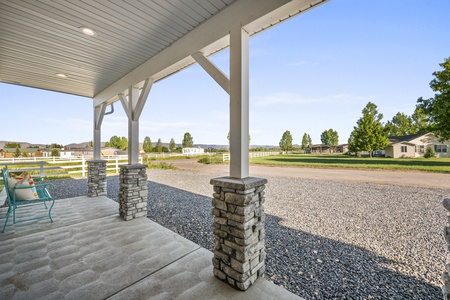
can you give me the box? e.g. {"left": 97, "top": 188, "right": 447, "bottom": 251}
{"left": 1, "top": 0, "right": 327, "bottom": 105}
{"left": 1, "top": 0, "right": 328, "bottom": 179}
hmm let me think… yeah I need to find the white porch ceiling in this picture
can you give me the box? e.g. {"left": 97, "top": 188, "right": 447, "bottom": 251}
{"left": 0, "top": 0, "right": 327, "bottom": 103}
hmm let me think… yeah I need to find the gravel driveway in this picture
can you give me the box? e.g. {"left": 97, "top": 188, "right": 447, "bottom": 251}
{"left": 50, "top": 165, "right": 449, "bottom": 300}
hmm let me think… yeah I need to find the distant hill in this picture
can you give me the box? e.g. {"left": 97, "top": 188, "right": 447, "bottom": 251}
{"left": 0, "top": 141, "right": 46, "bottom": 149}
{"left": 1, "top": 140, "right": 278, "bottom": 150}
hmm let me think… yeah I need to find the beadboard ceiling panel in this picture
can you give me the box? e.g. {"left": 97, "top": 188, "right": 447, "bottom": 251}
{"left": 0, "top": 0, "right": 327, "bottom": 100}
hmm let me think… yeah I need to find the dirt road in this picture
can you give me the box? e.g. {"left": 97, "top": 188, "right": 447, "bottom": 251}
{"left": 162, "top": 159, "right": 450, "bottom": 189}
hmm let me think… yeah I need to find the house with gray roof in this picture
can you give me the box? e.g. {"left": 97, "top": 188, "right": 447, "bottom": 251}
{"left": 385, "top": 133, "right": 449, "bottom": 158}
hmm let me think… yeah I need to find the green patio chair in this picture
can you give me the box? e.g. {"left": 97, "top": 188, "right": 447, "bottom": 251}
{"left": 1, "top": 167, "right": 55, "bottom": 233}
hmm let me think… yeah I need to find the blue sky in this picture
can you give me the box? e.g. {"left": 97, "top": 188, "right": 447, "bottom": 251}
{"left": 1, "top": 0, "right": 450, "bottom": 146}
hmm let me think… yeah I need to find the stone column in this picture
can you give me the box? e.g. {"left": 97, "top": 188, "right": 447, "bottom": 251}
{"left": 119, "top": 164, "right": 148, "bottom": 221}
{"left": 210, "top": 176, "right": 267, "bottom": 291}
{"left": 87, "top": 160, "right": 107, "bottom": 197}
{"left": 443, "top": 199, "right": 450, "bottom": 299}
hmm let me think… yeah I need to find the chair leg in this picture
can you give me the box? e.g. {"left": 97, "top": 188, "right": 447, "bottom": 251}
{"left": 2, "top": 206, "right": 12, "bottom": 233}
{"left": 48, "top": 199, "right": 55, "bottom": 223}
{"left": 13, "top": 204, "right": 16, "bottom": 224}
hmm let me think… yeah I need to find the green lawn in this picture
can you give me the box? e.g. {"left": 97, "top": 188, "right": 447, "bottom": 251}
{"left": 250, "top": 154, "right": 450, "bottom": 173}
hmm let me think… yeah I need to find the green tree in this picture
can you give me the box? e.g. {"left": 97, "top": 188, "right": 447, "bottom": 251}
{"left": 385, "top": 112, "right": 414, "bottom": 136}
{"left": 348, "top": 102, "right": 388, "bottom": 158}
{"left": 143, "top": 136, "right": 153, "bottom": 153}
{"left": 86, "top": 140, "right": 94, "bottom": 148}
{"left": 156, "top": 138, "right": 163, "bottom": 153}
{"left": 411, "top": 106, "right": 431, "bottom": 134}
{"left": 320, "top": 129, "right": 339, "bottom": 152}
{"left": 104, "top": 141, "right": 111, "bottom": 147}
{"left": 119, "top": 137, "right": 128, "bottom": 150}
{"left": 51, "top": 148, "right": 60, "bottom": 157}
{"left": 13, "top": 146, "right": 21, "bottom": 158}
{"left": 347, "top": 129, "right": 361, "bottom": 156}
{"left": 109, "top": 136, "right": 121, "bottom": 149}
{"left": 417, "top": 57, "right": 450, "bottom": 140}
{"left": 5, "top": 142, "right": 21, "bottom": 148}
{"left": 182, "top": 132, "right": 194, "bottom": 148}
{"left": 169, "top": 138, "right": 176, "bottom": 152}
{"left": 48, "top": 143, "right": 63, "bottom": 149}
{"left": 22, "top": 151, "right": 29, "bottom": 157}
{"left": 300, "top": 133, "right": 310, "bottom": 150}
{"left": 279, "top": 130, "right": 293, "bottom": 152}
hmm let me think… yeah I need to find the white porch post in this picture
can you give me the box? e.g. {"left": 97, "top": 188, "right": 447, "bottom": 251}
{"left": 117, "top": 78, "right": 153, "bottom": 220}
{"left": 119, "top": 78, "right": 153, "bottom": 165}
{"left": 229, "top": 26, "right": 249, "bottom": 179}
{"left": 128, "top": 86, "right": 140, "bottom": 164}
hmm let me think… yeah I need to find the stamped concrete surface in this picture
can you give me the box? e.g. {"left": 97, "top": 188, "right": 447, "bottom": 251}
{"left": 0, "top": 196, "right": 301, "bottom": 300}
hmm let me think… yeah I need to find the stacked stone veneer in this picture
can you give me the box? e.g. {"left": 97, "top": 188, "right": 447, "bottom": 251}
{"left": 443, "top": 198, "right": 450, "bottom": 299}
{"left": 119, "top": 164, "right": 148, "bottom": 221}
{"left": 210, "top": 176, "right": 267, "bottom": 291}
{"left": 87, "top": 160, "right": 107, "bottom": 197}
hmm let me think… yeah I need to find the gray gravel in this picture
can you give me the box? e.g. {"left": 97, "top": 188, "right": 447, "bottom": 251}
{"left": 50, "top": 169, "right": 448, "bottom": 300}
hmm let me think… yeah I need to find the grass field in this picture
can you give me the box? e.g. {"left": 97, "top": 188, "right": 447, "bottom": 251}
{"left": 250, "top": 154, "right": 450, "bottom": 173}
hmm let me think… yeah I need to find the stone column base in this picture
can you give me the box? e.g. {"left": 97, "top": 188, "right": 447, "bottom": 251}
{"left": 87, "top": 160, "right": 107, "bottom": 197}
{"left": 443, "top": 199, "right": 450, "bottom": 299}
{"left": 119, "top": 164, "right": 148, "bottom": 221}
{"left": 210, "top": 176, "right": 267, "bottom": 291}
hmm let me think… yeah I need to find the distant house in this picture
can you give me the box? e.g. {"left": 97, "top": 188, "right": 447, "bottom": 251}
{"left": 336, "top": 144, "right": 349, "bottom": 153}
{"left": 182, "top": 147, "right": 205, "bottom": 155}
{"left": 306, "top": 144, "right": 348, "bottom": 154}
{"left": 1, "top": 148, "right": 44, "bottom": 158}
{"left": 385, "top": 133, "right": 449, "bottom": 158}
{"left": 42, "top": 149, "right": 73, "bottom": 158}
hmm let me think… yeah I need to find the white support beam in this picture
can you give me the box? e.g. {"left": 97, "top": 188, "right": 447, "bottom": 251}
{"left": 95, "top": 103, "right": 107, "bottom": 130}
{"left": 128, "top": 86, "right": 140, "bottom": 165}
{"left": 192, "top": 52, "right": 230, "bottom": 94}
{"left": 229, "top": 27, "right": 250, "bottom": 179}
{"left": 118, "top": 79, "right": 152, "bottom": 165}
{"left": 93, "top": 0, "right": 327, "bottom": 106}
{"left": 133, "top": 77, "right": 153, "bottom": 121}
{"left": 118, "top": 93, "right": 131, "bottom": 120}
{"left": 93, "top": 103, "right": 107, "bottom": 160}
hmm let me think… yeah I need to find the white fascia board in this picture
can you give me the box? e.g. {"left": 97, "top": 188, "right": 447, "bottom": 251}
{"left": 93, "top": 0, "right": 328, "bottom": 106}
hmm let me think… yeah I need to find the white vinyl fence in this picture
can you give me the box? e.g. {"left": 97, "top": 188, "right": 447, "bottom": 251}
{"left": 222, "top": 152, "right": 279, "bottom": 162}
{"left": 0, "top": 156, "right": 143, "bottom": 180}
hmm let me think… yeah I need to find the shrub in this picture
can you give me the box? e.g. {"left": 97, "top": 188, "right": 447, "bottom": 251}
{"left": 424, "top": 146, "right": 436, "bottom": 158}
{"left": 147, "top": 162, "right": 177, "bottom": 170}
{"left": 198, "top": 157, "right": 210, "bottom": 164}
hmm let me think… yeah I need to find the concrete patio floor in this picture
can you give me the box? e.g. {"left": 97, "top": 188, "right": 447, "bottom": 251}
{"left": 0, "top": 196, "right": 301, "bottom": 300}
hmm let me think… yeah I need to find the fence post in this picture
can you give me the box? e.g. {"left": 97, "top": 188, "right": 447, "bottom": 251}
{"left": 82, "top": 157, "right": 86, "bottom": 178}
{"left": 116, "top": 157, "right": 119, "bottom": 174}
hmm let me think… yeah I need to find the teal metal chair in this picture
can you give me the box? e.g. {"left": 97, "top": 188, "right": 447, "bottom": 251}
{"left": 1, "top": 167, "right": 55, "bottom": 233}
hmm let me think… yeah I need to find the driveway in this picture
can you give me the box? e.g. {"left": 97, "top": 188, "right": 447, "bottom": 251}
{"left": 164, "top": 159, "right": 450, "bottom": 190}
